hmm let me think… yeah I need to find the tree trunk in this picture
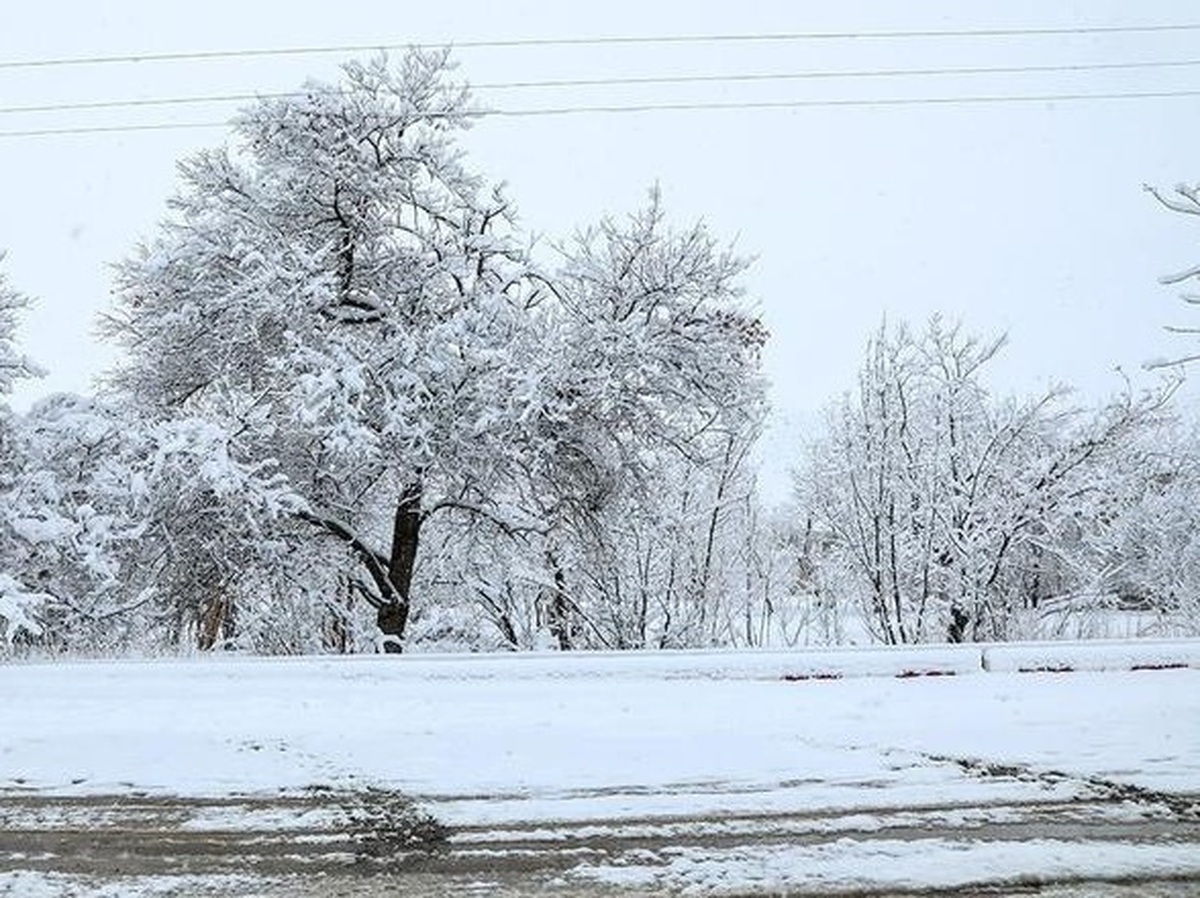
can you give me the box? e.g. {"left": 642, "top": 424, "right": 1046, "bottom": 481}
{"left": 544, "top": 553, "right": 573, "bottom": 651}
{"left": 378, "top": 481, "right": 422, "bottom": 653}
{"left": 197, "top": 594, "right": 227, "bottom": 651}
{"left": 947, "top": 604, "right": 970, "bottom": 643}
{"left": 324, "top": 576, "right": 354, "bottom": 654}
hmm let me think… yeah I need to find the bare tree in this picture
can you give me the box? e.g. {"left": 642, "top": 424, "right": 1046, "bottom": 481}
{"left": 1145, "top": 182, "right": 1200, "bottom": 367}
{"left": 799, "top": 318, "right": 1168, "bottom": 643}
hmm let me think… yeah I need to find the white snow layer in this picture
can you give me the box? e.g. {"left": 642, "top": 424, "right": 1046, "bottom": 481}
{"left": 1, "top": 646, "right": 1197, "bottom": 802}
{"left": 568, "top": 839, "right": 1200, "bottom": 894}
{"left": 0, "top": 644, "right": 1197, "bottom": 893}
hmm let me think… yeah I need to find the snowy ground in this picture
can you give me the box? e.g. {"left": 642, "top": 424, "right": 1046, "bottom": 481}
{"left": 1, "top": 643, "right": 1198, "bottom": 896}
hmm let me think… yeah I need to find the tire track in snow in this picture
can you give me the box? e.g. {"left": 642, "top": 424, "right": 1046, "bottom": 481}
{"left": 1, "top": 787, "right": 1198, "bottom": 892}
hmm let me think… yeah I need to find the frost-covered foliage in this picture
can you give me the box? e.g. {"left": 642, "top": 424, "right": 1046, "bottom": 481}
{"left": 0, "top": 261, "right": 48, "bottom": 643}
{"left": 1096, "top": 420, "right": 1200, "bottom": 636}
{"left": 0, "top": 260, "right": 41, "bottom": 395}
{"left": 127, "top": 412, "right": 317, "bottom": 652}
{"left": 3, "top": 395, "right": 150, "bottom": 648}
{"left": 502, "top": 193, "right": 770, "bottom": 649}
{"left": 0, "top": 575, "right": 48, "bottom": 644}
{"left": 0, "top": 382, "right": 334, "bottom": 654}
{"left": 99, "top": 52, "right": 771, "bottom": 654}
{"left": 796, "top": 319, "right": 1175, "bottom": 644}
{"left": 105, "top": 51, "right": 550, "bottom": 652}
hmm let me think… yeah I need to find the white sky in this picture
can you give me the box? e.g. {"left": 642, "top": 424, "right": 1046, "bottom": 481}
{"left": 2, "top": 0, "right": 1198, "bottom": 497}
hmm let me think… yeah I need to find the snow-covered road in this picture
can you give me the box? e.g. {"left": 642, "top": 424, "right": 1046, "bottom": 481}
{"left": 1, "top": 646, "right": 1198, "bottom": 895}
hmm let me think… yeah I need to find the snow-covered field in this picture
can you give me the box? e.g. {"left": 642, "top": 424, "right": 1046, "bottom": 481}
{"left": 2, "top": 643, "right": 1199, "bottom": 896}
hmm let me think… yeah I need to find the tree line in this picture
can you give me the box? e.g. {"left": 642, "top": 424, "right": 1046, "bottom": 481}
{"left": 1, "top": 51, "right": 1197, "bottom": 655}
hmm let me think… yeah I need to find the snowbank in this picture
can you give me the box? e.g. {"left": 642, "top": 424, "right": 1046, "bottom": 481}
{"left": 358, "top": 638, "right": 1199, "bottom": 680}
{"left": 982, "top": 638, "right": 1200, "bottom": 673}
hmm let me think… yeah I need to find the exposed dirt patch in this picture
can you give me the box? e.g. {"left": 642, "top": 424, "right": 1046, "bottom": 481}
{"left": 3, "top": 786, "right": 1199, "bottom": 896}
{"left": 926, "top": 753, "right": 1200, "bottom": 820}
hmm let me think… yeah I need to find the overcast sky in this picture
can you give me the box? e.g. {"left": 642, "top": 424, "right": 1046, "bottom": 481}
{"left": 2, "top": 0, "right": 1198, "bottom": 495}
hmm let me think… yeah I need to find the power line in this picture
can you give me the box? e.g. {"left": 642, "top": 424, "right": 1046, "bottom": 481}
{"left": 487, "top": 88, "right": 1200, "bottom": 116}
{"left": 2, "top": 93, "right": 272, "bottom": 117}
{"left": 0, "top": 121, "right": 225, "bottom": 138}
{"left": 3, "top": 87, "right": 1200, "bottom": 138}
{"left": 5, "top": 57, "right": 1200, "bottom": 118}
{"left": 485, "top": 57, "right": 1200, "bottom": 89}
{"left": 3, "top": 23, "right": 1200, "bottom": 70}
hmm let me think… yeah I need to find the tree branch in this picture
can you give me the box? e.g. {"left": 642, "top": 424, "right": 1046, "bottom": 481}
{"left": 296, "top": 510, "right": 398, "bottom": 604}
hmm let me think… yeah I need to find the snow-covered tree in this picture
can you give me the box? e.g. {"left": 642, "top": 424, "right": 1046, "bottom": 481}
{"left": 100, "top": 50, "right": 783, "bottom": 654}
{"left": 106, "top": 52, "right": 551, "bottom": 651}
{"left": 355, "top": 192, "right": 774, "bottom": 653}
{"left": 121, "top": 412, "right": 311, "bottom": 652}
{"left": 797, "top": 319, "right": 1168, "bottom": 643}
{"left": 0, "top": 262, "right": 163, "bottom": 650}
{"left": 1097, "top": 420, "right": 1200, "bottom": 635}
{"left": 0, "top": 262, "right": 39, "bottom": 395}
{"left": 525, "top": 193, "right": 769, "bottom": 648}
{"left": 1, "top": 388, "right": 311, "bottom": 654}
{"left": 0, "top": 260, "right": 46, "bottom": 644}
{"left": 1146, "top": 182, "right": 1200, "bottom": 367}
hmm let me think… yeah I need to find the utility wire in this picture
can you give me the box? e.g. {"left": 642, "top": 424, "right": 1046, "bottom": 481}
{"left": 2, "top": 23, "right": 1200, "bottom": 70}
{"left": 3, "top": 87, "right": 1200, "bottom": 138}
{"left": 486, "top": 57, "right": 1200, "bottom": 88}
{"left": 486, "top": 89, "right": 1200, "bottom": 116}
{"left": 5, "top": 57, "right": 1200, "bottom": 117}
{"left": 0, "top": 121, "right": 223, "bottom": 138}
